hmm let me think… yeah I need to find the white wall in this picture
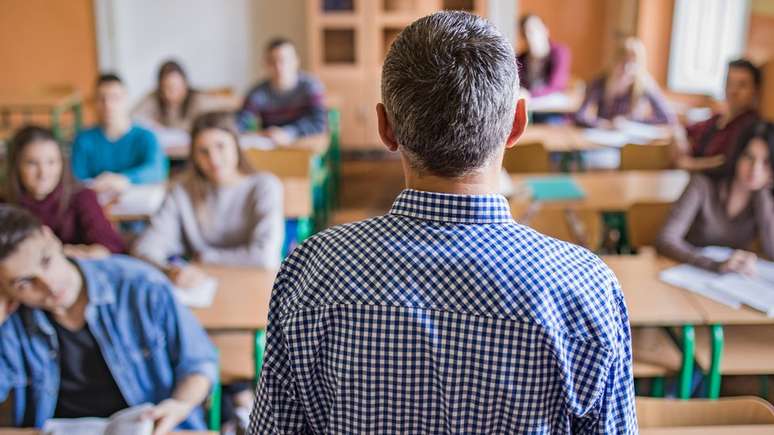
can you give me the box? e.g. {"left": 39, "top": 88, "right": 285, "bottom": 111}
{"left": 94, "top": 0, "right": 255, "bottom": 104}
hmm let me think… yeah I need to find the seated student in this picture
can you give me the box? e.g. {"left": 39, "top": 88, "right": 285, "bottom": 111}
{"left": 4, "top": 125, "right": 124, "bottom": 258}
{"left": 657, "top": 121, "right": 774, "bottom": 274}
{"left": 237, "top": 37, "right": 326, "bottom": 145}
{"left": 71, "top": 74, "right": 169, "bottom": 195}
{"left": 516, "top": 14, "right": 571, "bottom": 98}
{"left": 575, "top": 37, "right": 675, "bottom": 128}
{"left": 0, "top": 205, "right": 216, "bottom": 433}
{"left": 133, "top": 111, "right": 284, "bottom": 289}
{"left": 133, "top": 60, "right": 225, "bottom": 132}
{"left": 677, "top": 59, "right": 761, "bottom": 170}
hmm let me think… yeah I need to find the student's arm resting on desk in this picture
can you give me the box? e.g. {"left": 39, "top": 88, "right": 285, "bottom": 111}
{"left": 574, "top": 79, "right": 604, "bottom": 128}
{"left": 197, "top": 175, "right": 284, "bottom": 267}
{"left": 148, "top": 281, "right": 217, "bottom": 433}
{"left": 571, "top": 281, "right": 637, "bottom": 433}
{"left": 75, "top": 189, "right": 126, "bottom": 253}
{"left": 133, "top": 189, "right": 186, "bottom": 269}
{"left": 118, "top": 129, "right": 169, "bottom": 184}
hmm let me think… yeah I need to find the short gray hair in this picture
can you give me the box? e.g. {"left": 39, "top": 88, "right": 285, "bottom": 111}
{"left": 381, "top": 11, "right": 519, "bottom": 178}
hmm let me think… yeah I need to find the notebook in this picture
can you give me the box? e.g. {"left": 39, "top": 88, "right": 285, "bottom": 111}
{"left": 525, "top": 176, "right": 585, "bottom": 201}
{"left": 105, "top": 184, "right": 166, "bottom": 218}
{"left": 42, "top": 403, "right": 153, "bottom": 435}
{"left": 660, "top": 246, "right": 774, "bottom": 316}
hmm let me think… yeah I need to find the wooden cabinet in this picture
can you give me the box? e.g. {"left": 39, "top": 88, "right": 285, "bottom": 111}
{"left": 307, "top": 0, "right": 488, "bottom": 150}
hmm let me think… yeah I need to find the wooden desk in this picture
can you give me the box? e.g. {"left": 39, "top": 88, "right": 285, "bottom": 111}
{"left": 0, "top": 89, "right": 83, "bottom": 141}
{"left": 519, "top": 125, "right": 592, "bottom": 152}
{"left": 510, "top": 170, "right": 690, "bottom": 212}
{"left": 603, "top": 250, "right": 702, "bottom": 326}
{"left": 640, "top": 426, "right": 774, "bottom": 435}
{"left": 189, "top": 264, "right": 276, "bottom": 331}
{"left": 165, "top": 133, "right": 330, "bottom": 161}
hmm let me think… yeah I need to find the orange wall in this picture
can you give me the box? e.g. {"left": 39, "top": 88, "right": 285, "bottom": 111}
{"left": 518, "top": 0, "right": 613, "bottom": 81}
{"left": 0, "top": 0, "right": 98, "bottom": 101}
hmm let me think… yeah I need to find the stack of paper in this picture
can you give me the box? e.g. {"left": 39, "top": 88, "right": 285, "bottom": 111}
{"left": 583, "top": 120, "right": 671, "bottom": 148}
{"left": 105, "top": 184, "right": 167, "bottom": 217}
{"left": 660, "top": 246, "right": 774, "bottom": 316}
{"left": 173, "top": 277, "right": 219, "bottom": 308}
{"left": 43, "top": 404, "right": 153, "bottom": 435}
{"left": 240, "top": 134, "right": 276, "bottom": 150}
{"left": 528, "top": 93, "right": 574, "bottom": 113}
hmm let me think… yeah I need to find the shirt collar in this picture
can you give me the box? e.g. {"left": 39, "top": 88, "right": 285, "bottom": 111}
{"left": 72, "top": 258, "right": 116, "bottom": 306}
{"left": 389, "top": 189, "right": 513, "bottom": 224}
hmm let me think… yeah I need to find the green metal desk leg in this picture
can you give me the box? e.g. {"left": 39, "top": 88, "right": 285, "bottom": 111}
{"left": 51, "top": 107, "right": 63, "bottom": 142}
{"left": 254, "top": 329, "right": 267, "bottom": 386}
{"left": 679, "top": 325, "right": 696, "bottom": 399}
{"left": 651, "top": 377, "right": 665, "bottom": 397}
{"left": 708, "top": 324, "right": 724, "bottom": 399}
{"left": 209, "top": 350, "right": 222, "bottom": 431}
{"left": 297, "top": 217, "right": 313, "bottom": 244}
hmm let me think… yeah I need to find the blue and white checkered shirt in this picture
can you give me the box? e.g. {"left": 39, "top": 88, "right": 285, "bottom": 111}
{"left": 250, "top": 189, "right": 637, "bottom": 434}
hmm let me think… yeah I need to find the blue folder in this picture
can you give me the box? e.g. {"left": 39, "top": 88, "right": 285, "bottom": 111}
{"left": 525, "top": 176, "right": 585, "bottom": 201}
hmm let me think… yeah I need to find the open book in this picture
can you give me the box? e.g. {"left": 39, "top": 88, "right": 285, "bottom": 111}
{"left": 42, "top": 404, "right": 153, "bottom": 435}
{"left": 583, "top": 119, "right": 672, "bottom": 148}
{"left": 660, "top": 246, "right": 774, "bottom": 316}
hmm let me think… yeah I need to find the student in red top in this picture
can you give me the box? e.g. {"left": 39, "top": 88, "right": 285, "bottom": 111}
{"left": 3, "top": 125, "right": 125, "bottom": 258}
{"left": 516, "top": 14, "right": 571, "bottom": 98}
{"left": 677, "top": 59, "right": 761, "bottom": 170}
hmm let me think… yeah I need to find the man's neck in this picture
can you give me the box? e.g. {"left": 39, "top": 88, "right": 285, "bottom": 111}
{"left": 52, "top": 263, "right": 87, "bottom": 331}
{"left": 102, "top": 118, "right": 131, "bottom": 140}
{"left": 402, "top": 155, "right": 502, "bottom": 195}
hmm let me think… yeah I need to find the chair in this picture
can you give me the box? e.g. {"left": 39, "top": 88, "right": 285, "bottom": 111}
{"left": 626, "top": 202, "right": 673, "bottom": 250}
{"left": 619, "top": 143, "right": 674, "bottom": 171}
{"left": 503, "top": 142, "right": 550, "bottom": 173}
{"left": 516, "top": 205, "right": 603, "bottom": 251}
{"left": 636, "top": 396, "right": 774, "bottom": 427}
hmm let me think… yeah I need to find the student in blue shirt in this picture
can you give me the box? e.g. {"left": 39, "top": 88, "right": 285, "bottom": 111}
{"left": 71, "top": 74, "right": 169, "bottom": 195}
{"left": 0, "top": 205, "right": 216, "bottom": 434}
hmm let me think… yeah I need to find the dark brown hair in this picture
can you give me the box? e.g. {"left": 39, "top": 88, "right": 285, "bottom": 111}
{"left": 155, "top": 60, "right": 197, "bottom": 126}
{"left": 266, "top": 37, "right": 294, "bottom": 53}
{"left": 713, "top": 121, "right": 774, "bottom": 186}
{"left": 728, "top": 58, "right": 763, "bottom": 93}
{"left": 5, "top": 125, "right": 76, "bottom": 219}
{"left": 183, "top": 112, "right": 254, "bottom": 207}
{"left": 0, "top": 205, "right": 43, "bottom": 261}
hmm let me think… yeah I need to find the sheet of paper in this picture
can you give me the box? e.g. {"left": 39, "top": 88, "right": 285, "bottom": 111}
{"left": 42, "top": 418, "right": 107, "bottom": 435}
{"left": 173, "top": 277, "right": 219, "bottom": 308}
{"left": 108, "top": 184, "right": 166, "bottom": 217}
{"left": 153, "top": 128, "right": 190, "bottom": 149}
{"left": 528, "top": 92, "right": 573, "bottom": 112}
{"left": 104, "top": 404, "right": 154, "bottom": 435}
{"left": 614, "top": 119, "right": 671, "bottom": 142}
{"left": 660, "top": 264, "right": 742, "bottom": 309}
{"left": 709, "top": 274, "right": 774, "bottom": 317}
{"left": 240, "top": 134, "right": 276, "bottom": 150}
{"left": 582, "top": 128, "right": 630, "bottom": 148}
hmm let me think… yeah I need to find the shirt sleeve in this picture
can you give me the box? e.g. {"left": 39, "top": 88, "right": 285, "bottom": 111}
{"left": 118, "top": 130, "right": 169, "bottom": 184}
{"left": 152, "top": 282, "right": 218, "bottom": 392}
{"left": 74, "top": 189, "right": 126, "bottom": 253}
{"left": 574, "top": 79, "right": 604, "bottom": 128}
{"left": 636, "top": 87, "right": 677, "bottom": 126}
{"left": 249, "top": 269, "right": 309, "bottom": 434}
{"left": 71, "top": 133, "right": 92, "bottom": 181}
{"left": 572, "top": 283, "right": 637, "bottom": 434}
{"left": 656, "top": 176, "right": 723, "bottom": 271}
{"left": 280, "top": 78, "right": 327, "bottom": 139}
{"left": 133, "top": 188, "right": 186, "bottom": 269}
{"left": 198, "top": 175, "right": 284, "bottom": 267}
{"left": 532, "top": 43, "right": 571, "bottom": 98}
{"left": 0, "top": 315, "right": 26, "bottom": 415}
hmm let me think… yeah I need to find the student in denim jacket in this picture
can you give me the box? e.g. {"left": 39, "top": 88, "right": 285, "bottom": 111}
{"left": 0, "top": 205, "right": 216, "bottom": 434}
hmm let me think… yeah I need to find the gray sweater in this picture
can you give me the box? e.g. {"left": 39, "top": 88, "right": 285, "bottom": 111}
{"left": 133, "top": 172, "right": 284, "bottom": 269}
{"left": 656, "top": 174, "right": 774, "bottom": 271}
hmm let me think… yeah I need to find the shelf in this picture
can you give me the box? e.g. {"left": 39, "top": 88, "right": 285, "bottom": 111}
{"left": 322, "top": 0, "right": 355, "bottom": 12}
{"left": 442, "top": 0, "right": 475, "bottom": 12}
{"left": 382, "top": 0, "right": 416, "bottom": 13}
{"left": 323, "top": 29, "right": 356, "bottom": 65}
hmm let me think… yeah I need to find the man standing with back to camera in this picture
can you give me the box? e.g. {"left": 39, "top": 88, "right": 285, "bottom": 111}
{"left": 251, "top": 11, "right": 636, "bottom": 434}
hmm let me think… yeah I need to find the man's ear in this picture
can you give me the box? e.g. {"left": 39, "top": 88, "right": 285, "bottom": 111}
{"left": 376, "top": 103, "right": 399, "bottom": 152}
{"left": 505, "top": 98, "right": 528, "bottom": 149}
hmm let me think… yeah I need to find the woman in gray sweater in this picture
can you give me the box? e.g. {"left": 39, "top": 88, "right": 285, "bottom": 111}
{"left": 133, "top": 111, "right": 284, "bottom": 288}
{"left": 656, "top": 122, "right": 774, "bottom": 275}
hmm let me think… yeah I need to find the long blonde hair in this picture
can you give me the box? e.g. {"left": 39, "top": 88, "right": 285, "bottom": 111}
{"left": 605, "top": 37, "right": 655, "bottom": 104}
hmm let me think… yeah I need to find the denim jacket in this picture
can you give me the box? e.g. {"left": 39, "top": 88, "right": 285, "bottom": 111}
{"left": 0, "top": 255, "right": 218, "bottom": 429}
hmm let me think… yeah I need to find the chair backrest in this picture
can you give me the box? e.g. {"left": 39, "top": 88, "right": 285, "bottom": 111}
{"left": 636, "top": 396, "right": 774, "bottom": 427}
{"left": 244, "top": 148, "right": 314, "bottom": 178}
{"left": 619, "top": 143, "right": 674, "bottom": 171}
{"left": 626, "top": 202, "right": 673, "bottom": 249}
{"left": 516, "top": 204, "right": 603, "bottom": 251}
{"left": 503, "top": 142, "right": 550, "bottom": 173}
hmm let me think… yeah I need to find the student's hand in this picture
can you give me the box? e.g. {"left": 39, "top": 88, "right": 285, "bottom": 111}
{"left": 0, "top": 291, "right": 19, "bottom": 325}
{"left": 63, "top": 244, "right": 111, "bottom": 259}
{"left": 145, "top": 399, "right": 194, "bottom": 435}
{"left": 265, "top": 126, "right": 294, "bottom": 146}
{"left": 92, "top": 172, "right": 130, "bottom": 195}
{"left": 720, "top": 250, "right": 758, "bottom": 276}
{"left": 167, "top": 265, "right": 209, "bottom": 289}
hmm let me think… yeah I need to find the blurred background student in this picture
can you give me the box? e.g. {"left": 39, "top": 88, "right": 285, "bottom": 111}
{"left": 4, "top": 125, "right": 125, "bottom": 258}
{"left": 517, "top": 14, "right": 571, "bottom": 99}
